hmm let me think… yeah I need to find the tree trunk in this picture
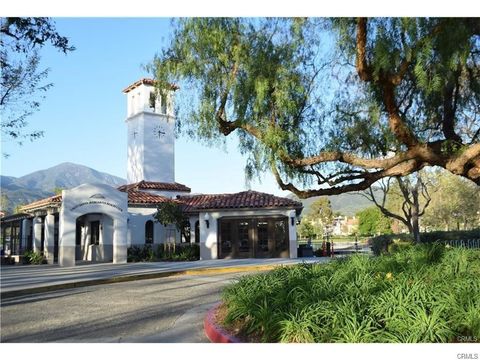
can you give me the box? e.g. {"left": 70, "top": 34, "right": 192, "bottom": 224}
{"left": 411, "top": 183, "right": 421, "bottom": 243}
{"left": 411, "top": 211, "right": 421, "bottom": 243}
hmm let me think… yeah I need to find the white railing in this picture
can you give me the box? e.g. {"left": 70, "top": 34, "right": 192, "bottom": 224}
{"left": 444, "top": 239, "right": 480, "bottom": 249}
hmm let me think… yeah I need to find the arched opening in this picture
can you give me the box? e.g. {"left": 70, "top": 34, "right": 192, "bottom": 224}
{"left": 75, "top": 213, "right": 114, "bottom": 262}
{"left": 194, "top": 220, "right": 200, "bottom": 244}
{"left": 145, "top": 220, "right": 154, "bottom": 244}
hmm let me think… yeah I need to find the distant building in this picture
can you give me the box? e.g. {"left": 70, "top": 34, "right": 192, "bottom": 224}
{"left": 1, "top": 79, "right": 302, "bottom": 265}
{"left": 332, "top": 216, "right": 359, "bottom": 236}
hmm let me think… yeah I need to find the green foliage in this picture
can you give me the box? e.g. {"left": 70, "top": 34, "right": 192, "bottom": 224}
{"left": 298, "top": 197, "right": 334, "bottom": 239}
{"left": 370, "top": 230, "right": 480, "bottom": 253}
{"left": 149, "top": 18, "right": 480, "bottom": 192}
{"left": 423, "top": 242, "right": 446, "bottom": 264}
{"left": 221, "top": 246, "right": 480, "bottom": 343}
{"left": 127, "top": 245, "right": 154, "bottom": 262}
{"left": 22, "top": 250, "right": 46, "bottom": 265}
{"left": 153, "top": 202, "right": 189, "bottom": 240}
{"left": 297, "top": 220, "right": 316, "bottom": 239}
{"left": 423, "top": 229, "right": 480, "bottom": 242}
{"left": 388, "top": 241, "right": 413, "bottom": 254}
{"left": 127, "top": 243, "right": 199, "bottom": 262}
{"left": 423, "top": 171, "right": 480, "bottom": 231}
{"left": 357, "top": 206, "right": 392, "bottom": 236}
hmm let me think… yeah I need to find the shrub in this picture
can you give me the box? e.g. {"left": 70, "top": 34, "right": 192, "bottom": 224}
{"left": 420, "top": 229, "right": 480, "bottom": 243}
{"left": 1, "top": 256, "right": 15, "bottom": 265}
{"left": 423, "top": 242, "right": 446, "bottom": 264}
{"left": 220, "top": 246, "right": 480, "bottom": 343}
{"left": 173, "top": 243, "right": 200, "bottom": 261}
{"left": 127, "top": 243, "right": 199, "bottom": 262}
{"left": 22, "top": 250, "right": 47, "bottom": 265}
{"left": 369, "top": 235, "right": 394, "bottom": 256}
{"left": 127, "top": 245, "right": 154, "bottom": 262}
{"left": 388, "top": 240, "right": 413, "bottom": 254}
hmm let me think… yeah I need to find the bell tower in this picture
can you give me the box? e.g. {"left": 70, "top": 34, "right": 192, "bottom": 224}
{"left": 123, "top": 78, "right": 176, "bottom": 184}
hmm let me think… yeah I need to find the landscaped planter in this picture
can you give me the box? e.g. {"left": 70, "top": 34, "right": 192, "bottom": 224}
{"left": 204, "top": 302, "right": 241, "bottom": 343}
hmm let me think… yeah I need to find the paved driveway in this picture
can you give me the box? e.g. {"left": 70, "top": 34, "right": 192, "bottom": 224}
{"left": 1, "top": 271, "right": 246, "bottom": 343}
{"left": 1, "top": 258, "right": 322, "bottom": 294}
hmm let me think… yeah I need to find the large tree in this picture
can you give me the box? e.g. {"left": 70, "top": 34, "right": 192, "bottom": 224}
{"left": 1, "top": 17, "right": 74, "bottom": 151}
{"left": 356, "top": 206, "right": 393, "bottom": 236}
{"left": 298, "top": 197, "right": 334, "bottom": 238}
{"left": 423, "top": 169, "right": 480, "bottom": 231}
{"left": 150, "top": 18, "right": 480, "bottom": 197}
{"left": 363, "top": 173, "right": 431, "bottom": 243}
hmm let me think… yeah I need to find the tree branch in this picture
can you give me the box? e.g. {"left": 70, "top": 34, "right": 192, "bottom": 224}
{"left": 355, "top": 18, "right": 372, "bottom": 82}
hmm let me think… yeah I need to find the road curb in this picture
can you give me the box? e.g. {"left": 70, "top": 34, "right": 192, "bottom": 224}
{"left": 204, "top": 302, "right": 241, "bottom": 343}
{"left": 1, "top": 263, "right": 286, "bottom": 299}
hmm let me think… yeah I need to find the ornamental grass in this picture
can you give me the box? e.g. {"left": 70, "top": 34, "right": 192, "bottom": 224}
{"left": 221, "top": 244, "right": 480, "bottom": 343}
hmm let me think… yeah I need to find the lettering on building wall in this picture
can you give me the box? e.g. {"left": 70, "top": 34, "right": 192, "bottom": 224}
{"left": 70, "top": 200, "right": 123, "bottom": 212}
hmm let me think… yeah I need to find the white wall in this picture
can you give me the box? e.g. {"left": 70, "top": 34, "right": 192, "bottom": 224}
{"left": 198, "top": 208, "right": 299, "bottom": 260}
{"left": 127, "top": 207, "right": 179, "bottom": 246}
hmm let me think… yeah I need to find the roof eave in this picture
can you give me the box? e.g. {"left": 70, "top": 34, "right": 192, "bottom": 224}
{"left": 184, "top": 205, "right": 303, "bottom": 214}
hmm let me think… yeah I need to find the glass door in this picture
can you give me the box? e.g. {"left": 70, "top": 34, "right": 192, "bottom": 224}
{"left": 255, "top": 220, "right": 270, "bottom": 258}
{"left": 236, "top": 221, "right": 251, "bottom": 258}
{"left": 219, "top": 221, "right": 233, "bottom": 258}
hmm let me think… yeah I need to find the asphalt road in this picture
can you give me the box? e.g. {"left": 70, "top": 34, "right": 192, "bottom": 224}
{"left": 0, "top": 271, "right": 247, "bottom": 343}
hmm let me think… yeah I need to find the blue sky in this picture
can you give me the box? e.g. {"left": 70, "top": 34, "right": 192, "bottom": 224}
{"left": 1, "top": 18, "right": 290, "bottom": 196}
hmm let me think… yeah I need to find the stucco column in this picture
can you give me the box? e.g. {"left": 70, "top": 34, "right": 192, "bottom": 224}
{"left": 32, "top": 216, "right": 43, "bottom": 253}
{"left": 59, "top": 208, "right": 76, "bottom": 267}
{"left": 21, "top": 218, "right": 32, "bottom": 252}
{"left": 189, "top": 216, "right": 197, "bottom": 244}
{"left": 113, "top": 218, "right": 127, "bottom": 264}
{"left": 288, "top": 210, "right": 298, "bottom": 259}
{"left": 44, "top": 212, "right": 55, "bottom": 264}
{"left": 199, "top": 212, "right": 217, "bottom": 260}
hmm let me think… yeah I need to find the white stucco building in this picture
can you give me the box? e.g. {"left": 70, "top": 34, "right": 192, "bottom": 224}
{"left": 2, "top": 79, "right": 302, "bottom": 266}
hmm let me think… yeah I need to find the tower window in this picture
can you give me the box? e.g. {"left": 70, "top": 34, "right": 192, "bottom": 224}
{"left": 161, "top": 93, "right": 167, "bottom": 114}
{"left": 149, "top": 92, "right": 156, "bottom": 111}
{"left": 145, "top": 220, "right": 154, "bottom": 244}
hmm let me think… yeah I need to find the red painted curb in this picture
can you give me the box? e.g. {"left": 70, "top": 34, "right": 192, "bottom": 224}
{"left": 204, "top": 302, "right": 242, "bottom": 343}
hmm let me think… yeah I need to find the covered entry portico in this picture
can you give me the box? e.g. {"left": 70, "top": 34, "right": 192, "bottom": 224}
{"left": 75, "top": 212, "right": 115, "bottom": 262}
{"left": 59, "top": 183, "right": 128, "bottom": 266}
{"left": 20, "top": 183, "right": 128, "bottom": 266}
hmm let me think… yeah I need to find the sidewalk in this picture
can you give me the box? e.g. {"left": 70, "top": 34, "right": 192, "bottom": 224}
{"left": 1, "top": 257, "right": 327, "bottom": 298}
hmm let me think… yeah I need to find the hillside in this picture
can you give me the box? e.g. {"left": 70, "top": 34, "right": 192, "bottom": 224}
{"left": 1, "top": 163, "right": 125, "bottom": 214}
{"left": 289, "top": 190, "right": 382, "bottom": 216}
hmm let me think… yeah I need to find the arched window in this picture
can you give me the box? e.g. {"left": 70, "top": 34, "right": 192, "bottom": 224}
{"left": 194, "top": 221, "right": 200, "bottom": 244}
{"left": 145, "top": 220, "right": 154, "bottom": 244}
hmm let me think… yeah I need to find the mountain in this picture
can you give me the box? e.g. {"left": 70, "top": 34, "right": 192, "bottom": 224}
{"left": 289, "top": 189, "right": 383, "bottom": 217}
{"left": 1, "top": 163, "right": 126, "bottom": 214}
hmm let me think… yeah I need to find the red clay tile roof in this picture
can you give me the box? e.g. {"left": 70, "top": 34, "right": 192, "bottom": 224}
{"left": 126, "top": 190, "right": 177, "bottom": 205}
{"left": 177, "top": 191, "right": 302, "bottom": 212}
{"left": 0, "top": 213, "right": 33, "bottom": 223}
{"left": 118, "top": 180, "right": 191, "bottom": 193}
{"left": 21, "top": 194, "right": 62, "bottom": 212}
{"left": 122, "top": 78, "right": 179, "bottom": 93}
{"left": 19, "top": 188, "right": 300, "bottom": 211}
